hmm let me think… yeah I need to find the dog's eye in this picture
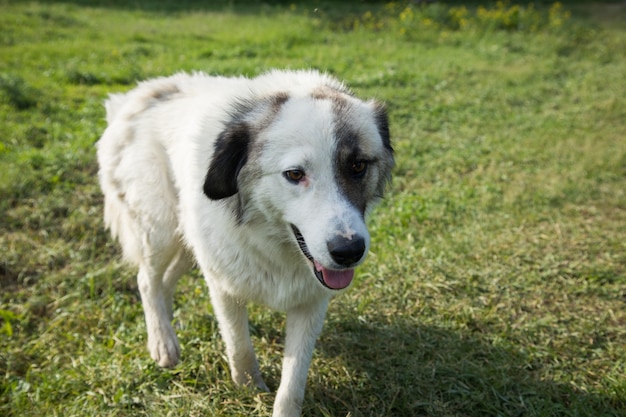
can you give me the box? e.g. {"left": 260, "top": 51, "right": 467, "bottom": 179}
{"left": 284, "top": 169, "right": 305, "bottom": 184}
{"left": 352, "top": 161, "right": 368, "bottom": 178}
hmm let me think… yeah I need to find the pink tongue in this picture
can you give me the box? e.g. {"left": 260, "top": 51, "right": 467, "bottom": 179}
{"left": 314, "top": 260, "right": 354, "bottom": 289}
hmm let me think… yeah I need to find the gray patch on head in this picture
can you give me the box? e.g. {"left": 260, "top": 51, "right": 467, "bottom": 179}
{"left": 334, "top": 125, "right": 370, "bottom": 214}
{"left": 226, "top": 92, "right": 289, "bottom": 125}
{"left": 311, "top": 83, "right": 353, "bottom": 101}
{"left": 330, "top": 99, "right": 394, "bottom": 215}
{"left": 261, "top": 92, "right": 290, "bottom": 125}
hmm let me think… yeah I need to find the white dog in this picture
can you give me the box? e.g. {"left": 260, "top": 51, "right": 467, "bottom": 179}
{"left": 97, "top": 69, "right": 394, "bottom": 416}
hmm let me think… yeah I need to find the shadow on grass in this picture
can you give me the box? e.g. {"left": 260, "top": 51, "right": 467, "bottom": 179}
{"left": 310, "top": 315, "right": 625, "bottom": 417}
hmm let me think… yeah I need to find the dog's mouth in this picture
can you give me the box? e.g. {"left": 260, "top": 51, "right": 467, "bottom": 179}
{"left": 291, "top": 225, "right": 354, "bottom": 290}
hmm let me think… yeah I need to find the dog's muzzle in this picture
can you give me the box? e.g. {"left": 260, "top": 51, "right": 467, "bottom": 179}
{"left": 291, "top": 225, "right": 362, "bottom": 290}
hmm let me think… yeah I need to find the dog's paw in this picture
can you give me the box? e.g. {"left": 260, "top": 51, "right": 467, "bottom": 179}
{"left": 272, "top": 395, "right": 302, "bottom": 417}
{"left": 232, "top": 368, "right": 270, "bottom": 392}
{"left": 254, "top": 375, "right": 270, "bottom": 393}
{"left": 147, "top": 324, "right": 180, "bottom": 368}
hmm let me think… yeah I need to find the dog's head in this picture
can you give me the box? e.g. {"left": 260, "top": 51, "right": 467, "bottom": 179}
{"left": 204, "top": 73, "right": 394, "bottom": 290}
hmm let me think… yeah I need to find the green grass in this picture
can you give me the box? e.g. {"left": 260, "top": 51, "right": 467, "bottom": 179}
{"left": 1, "top": 1, "right": 625, "bottom": 416}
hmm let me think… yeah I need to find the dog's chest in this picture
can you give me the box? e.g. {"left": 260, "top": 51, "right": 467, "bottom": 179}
{"left": 196, "top": 224, "right": 330, "bottom": 311}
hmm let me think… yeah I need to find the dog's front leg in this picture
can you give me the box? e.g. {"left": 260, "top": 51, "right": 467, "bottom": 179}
{"left": 273, "top": 298, "right": 330, "bottom": 417}
{"left": 208, "top": 284, "right": 269, "bottom": 391}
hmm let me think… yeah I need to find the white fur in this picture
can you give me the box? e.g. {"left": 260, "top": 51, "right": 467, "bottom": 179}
{"left": 96, "top": 70, "right": 392, "bottom": 416}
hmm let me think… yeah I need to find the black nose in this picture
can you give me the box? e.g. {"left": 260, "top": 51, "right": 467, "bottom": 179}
{"left": 327, "top": 235, "right": 366, "bottom": 267}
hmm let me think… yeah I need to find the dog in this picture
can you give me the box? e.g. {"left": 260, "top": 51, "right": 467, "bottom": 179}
{"left": 96, "top": 69, "right": 394, "bottom": 416}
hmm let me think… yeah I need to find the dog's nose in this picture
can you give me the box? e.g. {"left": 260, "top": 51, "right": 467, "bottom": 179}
{"left": 327, "top": 235, "right": 366, "bottom": 267}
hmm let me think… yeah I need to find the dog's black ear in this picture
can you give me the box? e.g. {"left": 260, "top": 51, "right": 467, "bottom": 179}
{"left": 372, "top": 101, "right": 392, "bottom": 153}
{"left": 203, "top": 123, "right": 250, "bottom": 200}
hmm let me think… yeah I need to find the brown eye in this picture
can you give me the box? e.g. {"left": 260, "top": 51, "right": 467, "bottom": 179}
{"left": 284, "top": 169, "right": 305, "bottom": 183}
{"left": 352, "top": 161, "right": 367, "bottom": 177}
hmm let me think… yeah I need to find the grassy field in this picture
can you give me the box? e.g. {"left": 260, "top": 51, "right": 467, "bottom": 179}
{"left": 1, "top": 1, "right": 625, "bottom": 416}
